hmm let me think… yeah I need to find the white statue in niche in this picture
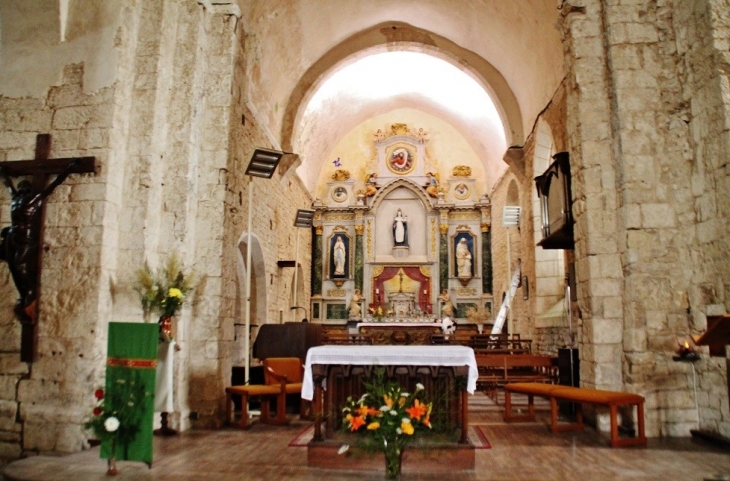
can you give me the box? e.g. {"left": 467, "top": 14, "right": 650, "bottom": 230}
{"left": 333, "top": 235, "right": 346, "bottom": 276}
{"left": 392, "top": 209, "right": 408, "bottom": 247}
{"left": 456, "top": 238, "right": 472, "bottom": 278}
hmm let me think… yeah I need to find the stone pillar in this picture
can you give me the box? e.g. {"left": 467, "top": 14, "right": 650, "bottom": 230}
{"left": 559, "top": 1, "right": 623, "bottom": 396}
{"left": 559, "top": 0, "right": 728, "bottom": 437}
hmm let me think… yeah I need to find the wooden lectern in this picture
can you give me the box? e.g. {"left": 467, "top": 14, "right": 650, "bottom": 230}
{"left": 693, "top": 314, "right": 730, "bottom": 407}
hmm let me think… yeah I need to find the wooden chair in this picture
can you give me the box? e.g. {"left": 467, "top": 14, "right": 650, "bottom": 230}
{"left": 263, "top": 357, "right": 307, "bottom": 424}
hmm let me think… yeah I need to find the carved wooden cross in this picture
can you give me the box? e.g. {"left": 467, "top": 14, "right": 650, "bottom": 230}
{"left": 0, "top": 134, "right": 95, "bottom": 362}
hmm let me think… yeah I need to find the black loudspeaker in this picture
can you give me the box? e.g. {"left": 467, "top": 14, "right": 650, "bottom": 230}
{"left": 558, "top": 348, "right": 579, "bottom": 417}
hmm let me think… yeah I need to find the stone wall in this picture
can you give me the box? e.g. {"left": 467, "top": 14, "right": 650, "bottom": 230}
{"left": 489, "top": 172, "right": 528, "bottom": 337}
{"left": 673, "top": 0, "right": 730, "bottom": 437}
{"left": 0, "top": 62, "right": 115, "bottom": 462}
{"left": 491, "top": 82, "right": 571, "bottom": 351}
{"left": 0, "top": 0, "right": 314, "bottom": 463}
{"left": 560, "top": 0, "right": 729, "bottom": 437}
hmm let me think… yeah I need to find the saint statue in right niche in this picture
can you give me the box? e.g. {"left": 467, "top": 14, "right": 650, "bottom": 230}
{"left": 454, "top": 235, "right": 474, "bottom": 284}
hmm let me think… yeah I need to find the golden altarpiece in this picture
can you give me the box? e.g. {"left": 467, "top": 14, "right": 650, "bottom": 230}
{"left": 309, "top": 124, "right": 494, "bottom": 340}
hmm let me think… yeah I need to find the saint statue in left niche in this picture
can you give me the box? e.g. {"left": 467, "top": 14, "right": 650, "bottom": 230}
{"left": 332, "top": 235, "right": 347, "bottom": 277}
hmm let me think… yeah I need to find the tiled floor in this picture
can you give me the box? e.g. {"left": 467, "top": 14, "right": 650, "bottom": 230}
{"left": 4, "top": 392, "right": 730, "bottom": 480}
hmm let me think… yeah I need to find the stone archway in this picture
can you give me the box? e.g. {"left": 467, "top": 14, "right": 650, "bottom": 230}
{"left": 279, "top": 21, "right": 525, "bottom": 161}
{"left": 235, "top": 232, "right": 267, "bottom": 366}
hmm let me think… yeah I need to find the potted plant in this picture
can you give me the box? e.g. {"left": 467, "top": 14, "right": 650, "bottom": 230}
{"left": 342, "top": 369, "right": 433, "bottom": 479}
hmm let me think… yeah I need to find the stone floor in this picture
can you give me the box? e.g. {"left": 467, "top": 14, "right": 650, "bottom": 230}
{"left": 3, "top": 392, "right": 730, "bottom": 480}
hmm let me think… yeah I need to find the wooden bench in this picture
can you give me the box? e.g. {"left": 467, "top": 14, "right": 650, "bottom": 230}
{"left": 504, "top": 382, "right": 647, "bottom": 448}
{"left": 225, "top": 385, "right": 283, "bottom": 429}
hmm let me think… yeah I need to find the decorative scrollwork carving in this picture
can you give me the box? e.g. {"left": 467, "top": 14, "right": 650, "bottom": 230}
{"left": 452, "top": 165, "right": 472, "bottom": 177}
{"left": 324, "top": 213, "right": 355, "bottom": 221}
{"left": 331, "top": 169, "right": 350, "bottom": 181}
{"left": 390, "top": 123, "right": 410, "bottom": 136}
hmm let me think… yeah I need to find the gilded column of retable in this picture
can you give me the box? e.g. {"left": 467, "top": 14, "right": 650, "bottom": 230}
{"left": 354, "top": 224, "right": 364, "bottom": 291}
{"left": 481, "top": 222, "right": 492, "bottom": 294}
{"left": 312, "top": 225, "right": 323, "bottom": 296}
{"left": 439, "top": 223, "right": 449, "bottom": 292}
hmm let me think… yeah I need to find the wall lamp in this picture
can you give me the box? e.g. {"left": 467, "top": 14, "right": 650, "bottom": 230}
{"left": 245, "top": 148, "right": 284, "bottom": 178}
{"left": 290, "top": 306, "right": 309, "bottom": 322}
{"left": 294, "top": 209, "right": 315, "bottom": 228}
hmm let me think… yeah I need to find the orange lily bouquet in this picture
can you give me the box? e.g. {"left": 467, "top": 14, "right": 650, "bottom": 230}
{"left": 342, "top": 368, "right": 433, "bottom": 478}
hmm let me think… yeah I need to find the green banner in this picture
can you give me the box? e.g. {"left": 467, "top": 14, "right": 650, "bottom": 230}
{"left": 102, "top": 322, "right": 157, "bottom": 465}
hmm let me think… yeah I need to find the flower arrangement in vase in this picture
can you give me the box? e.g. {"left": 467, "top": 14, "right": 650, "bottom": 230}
{"left": 133, "top": 252, "right": 195, "bottom": 340}
{"left": 342, "top": 368, "right": 433, "bottom": 479}
{"left": 85, "top": 370, "right": 152, "bottom": 476}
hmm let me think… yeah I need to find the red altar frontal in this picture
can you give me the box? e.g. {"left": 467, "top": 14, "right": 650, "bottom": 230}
{"left": 302, "top": 345, "right": 479, "bottom": 473}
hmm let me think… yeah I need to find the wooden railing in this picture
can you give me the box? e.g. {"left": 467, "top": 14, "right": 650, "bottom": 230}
{"left": 321, "top": 328, "right": 372, "bottom": 345}
{"left": 431, "top": 333, "right": 532, "bottom": 354}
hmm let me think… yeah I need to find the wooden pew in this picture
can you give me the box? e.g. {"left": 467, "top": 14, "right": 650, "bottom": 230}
{"left": 475, "top": 354, "right": 505, "bottom": 398}
{"left": 503, "top": 354, "right": 558, "bottom": 384}
{"left": 475, "top": 354, "right": 558, "bottom": 400}
{"left": 503, "top": 382, "right": 647, "bottom": 448}
{"left": 469, "top": 334, "right": 532, "bottom": 354}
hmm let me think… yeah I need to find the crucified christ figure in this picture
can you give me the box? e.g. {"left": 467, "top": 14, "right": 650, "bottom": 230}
{"left": 0, "top": 162, "right": 76, "bottom": 322}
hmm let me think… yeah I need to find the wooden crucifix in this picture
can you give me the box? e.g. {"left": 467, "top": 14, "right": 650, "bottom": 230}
{"left": 0, "top": 134, "right": 95, "bottom": 362}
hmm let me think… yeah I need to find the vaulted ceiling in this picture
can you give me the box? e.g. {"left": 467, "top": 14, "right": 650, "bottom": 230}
{"left": 239, "top": 0, "right": 565, "bottom": 196}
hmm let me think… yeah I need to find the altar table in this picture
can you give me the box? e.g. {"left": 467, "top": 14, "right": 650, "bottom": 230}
{"left": 356, "top": 322, "right": 442, "bottom": 345}
{"left": 303, "top": 345, "right": 478, "bottom": 443}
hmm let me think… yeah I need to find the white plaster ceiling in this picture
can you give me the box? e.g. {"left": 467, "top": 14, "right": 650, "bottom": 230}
{"left": 242, "top": 0, "right": 565, "bottom": 195}
{"left": 296, "top": 52, "right": 507, "bottom": 194}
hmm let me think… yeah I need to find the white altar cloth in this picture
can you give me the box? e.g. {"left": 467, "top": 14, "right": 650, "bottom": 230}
{"left": 154, "top": 340, "right": 175, "bottom": 412}
{"left": 302, "top": 345, "right": 478, "bottom": 400}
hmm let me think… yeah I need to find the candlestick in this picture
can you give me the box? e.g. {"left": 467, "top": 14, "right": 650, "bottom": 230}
{"left": 673, "top": 339, "right": 699, "bottom": 362}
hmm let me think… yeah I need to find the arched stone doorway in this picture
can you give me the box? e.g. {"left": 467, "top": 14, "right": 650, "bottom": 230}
{"left": 235, "top": 233, "right": 268, "bottom": 368}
